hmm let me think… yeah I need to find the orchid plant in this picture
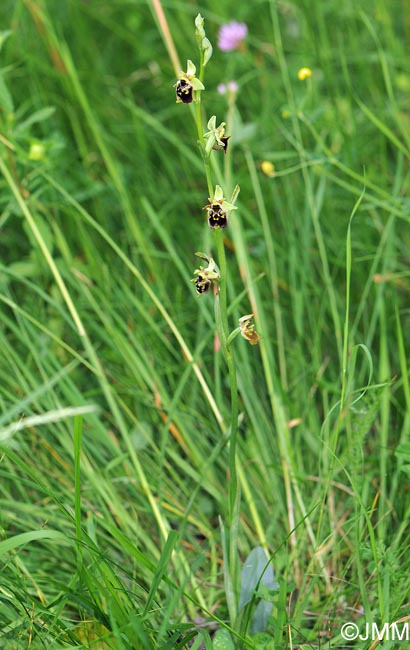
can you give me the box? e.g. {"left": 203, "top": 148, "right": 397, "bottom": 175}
{"left": 173, "top": 13, "right": 262, "bottom": 633}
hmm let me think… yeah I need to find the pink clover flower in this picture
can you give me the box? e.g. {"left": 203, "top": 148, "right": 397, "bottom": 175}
{"left": 217, "top": 21, "right": 248, "bottom": 52}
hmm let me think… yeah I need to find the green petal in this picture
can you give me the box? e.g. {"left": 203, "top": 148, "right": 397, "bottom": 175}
{"left": 221, "top": 200, "right": 237, "bottom": 212}
{"left": 207, "top": 115, "right": 216, "bottom": 130}
{"left": 186, "top": 59, "right": 196, "bottom": 76}
{"left": 230, "top": 184, "right": 240, "bottom": 204}
{"left": 205, "top": 135, "right": 215, "bottom": 155}
{"left": 191, "top": 78, "right": 205, "bottom": 91}
{"left": 195, "top": 251, "right": 210, "bottom": 262}
{"left": 214, "top": 185, "right": 224, "bottom": 201}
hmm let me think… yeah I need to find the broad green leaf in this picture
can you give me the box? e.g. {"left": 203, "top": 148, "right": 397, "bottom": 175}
{"left": 252, "top": 632, "right": 275, "bottom": 649}
{"left": 239, "top": 546, "right": 279, "bottom": 611}
{"left": 212, "top": 629, "right": 235, "bottom": 650}
{"left": 251, "top": 599, "right": 273, "bottom": 634}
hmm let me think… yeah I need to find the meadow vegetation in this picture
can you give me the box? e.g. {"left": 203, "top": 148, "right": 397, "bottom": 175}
{"left": 0, "top": 0, "right": 410, "bottom": 647}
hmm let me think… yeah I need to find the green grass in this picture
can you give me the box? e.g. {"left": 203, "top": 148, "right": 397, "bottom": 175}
{"left": 1, "top": 0, "right": 410, "bottom": 647}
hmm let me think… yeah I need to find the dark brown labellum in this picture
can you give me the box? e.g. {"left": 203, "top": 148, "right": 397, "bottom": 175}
{"left": 220, "top": 136, "right": 230, "bottom": 154}
{"left": 175, "top": 79, "right": 193, "bottom": 104}
{"left": 195, "top": 275, "right": 211, "bottom": 294}
{"left": 213, "top": 136, "right": 230, "bottom": 154}
{"left": 207, "top": 204, "right": 228, "bottom": 229}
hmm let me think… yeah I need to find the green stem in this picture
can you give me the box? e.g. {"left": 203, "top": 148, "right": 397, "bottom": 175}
{"left": 195, "top": 98, "right": 213, "bottom": 197}
{"left": 194, "top": 87, "right": 240, "bottom": 620}
{"left": 215, "top": 231, "right": 239, "bottom": 503}
{"left": 215, "top": 231, "right": 229, "bottom": 341}
{"left": 214, "top": 220, "right": 240, "bottom": 622}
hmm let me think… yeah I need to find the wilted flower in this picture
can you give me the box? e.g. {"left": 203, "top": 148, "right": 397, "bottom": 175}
{"left": 297, "top": 67, "right": 312, "bottom": 80}
{"left": 204, "top": 115, "right": 230, "bottom": 155}
{"left": 218, "top": 21, "right": 248, "bottom": 52}
{"left": 203, "top": 185, "right": 238, "bottom": 229}
{"left": 174, "top": 60, "right": 205, "bottom": 104}
{"left": 192, "top": 253, "right": 220, "bottom": 294}
{"left": 238, "top": 314, "right": 260, "bottom": 345}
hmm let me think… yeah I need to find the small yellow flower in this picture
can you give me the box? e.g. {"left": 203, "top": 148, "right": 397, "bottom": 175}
{"left": 260, "top": 161, "right": 275, "bottom": 177}
{"left": 297, "top": 67, "right": 312, "bottom": 81}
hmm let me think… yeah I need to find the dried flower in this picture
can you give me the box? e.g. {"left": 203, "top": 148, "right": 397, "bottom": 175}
{"left": 192, "top": 253, "right": 220, "bottom": 294}
{"left": 238, "top": 314, "right": 260, "bottom": 345}
{"left": 203, "top": 185, "right": 238, "bottom": 229}
{"left": 217, "top": 21, "right": 248, "bottom": 52}
{"left": 204, "top": 115, "right": 230, "bottom": 155}
{"left": 297, "top": 67, "right": 312, "bottom": 80}
{"left": 174, "top": 60, "right": 205, "bottom": 104}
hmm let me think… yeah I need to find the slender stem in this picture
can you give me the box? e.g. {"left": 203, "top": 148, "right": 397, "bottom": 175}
{"left": 193, "top": 52, "right": 240, "bottom": 623}
{"left": 226, "top": 353, "right": 239, "bottom": 512}
{"left": 215, "top": 231, "right": 229, "bottom": 341}
{"left": 195, "top": 107, "right": 238, "bottom": 464}
{"left": 195, "top": 100, "right": 213, "bottom": 197}
{"left": 214, "top": 231, "right": 239, "bottom": 513}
